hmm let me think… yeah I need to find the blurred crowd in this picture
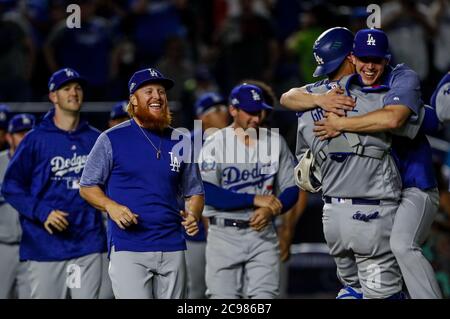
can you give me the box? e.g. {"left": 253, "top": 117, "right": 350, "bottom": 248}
{"left": 1, "top": 0, "right": 450, "bottom": 297}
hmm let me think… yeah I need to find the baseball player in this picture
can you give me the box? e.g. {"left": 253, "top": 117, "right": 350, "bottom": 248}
{"left": 109, "top": 101, "right": 130, "bottom": 128}
{"left": 79, "top": 67, "right": 205, "bottom": 299}
{"left": 0, "top": 104, "right": 11, "bottom": 152}
{"left": 198, "top": 83, "right": 299, "bottom": 299}
{"left": 94, "top": 100, "right": 133, "bottom": 300}
{"left": 282, "top": 28, "right": 442, "bottom": 298}
{"left": 184, "top": 92, "right": 229, "bottom": 299}
{"left": 239, "top": 79, "right": 309, "bottom": 297}
{"left": 1, "top": 68, "right": 107, "bottom": 299}
{"left": 0, "top": 114, "right": 35, "bottom": 299}
{"left": 431, "top": 71, "right": 450, "bottom": 125}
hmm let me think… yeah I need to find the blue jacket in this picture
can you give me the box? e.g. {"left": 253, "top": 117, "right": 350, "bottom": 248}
{"left": 1, "top": 109, "right": 107, "bottom": 261}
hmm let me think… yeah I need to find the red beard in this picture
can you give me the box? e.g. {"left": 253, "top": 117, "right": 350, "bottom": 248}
{"left": 134, "top": 104, "right": 172, "bottom": 131}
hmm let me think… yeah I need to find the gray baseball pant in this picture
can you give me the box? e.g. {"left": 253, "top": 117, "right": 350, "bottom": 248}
{"left": 390, "top": 187, "right": 442, "bottom": 299}
{"left": 323, "top": 200, "right": 403, "bottom": 299}
{"left": 108, "top": 247, "right": 186, "bottom": 299}
{"left": 185, "top": 240, "right": 207, "bottom": 299}
{"left": 28, "top": 253, "right": 102, "bottom": 299}
{"left": 0, "top": 243, "right": 31, "bottom": 299}
{"left": 205, "top": 223, "right": 280, "bottom": 299}
{"left": 98, "top": 252, "right": 114, "bottom": 299}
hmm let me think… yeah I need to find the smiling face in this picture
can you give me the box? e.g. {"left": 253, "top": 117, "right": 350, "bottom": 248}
{"left": 130, "top": 82, "right": 171, "bottom": 130}
{"left": 351, "top": 55, "right": 388, "bottom": 86}
{"left": 49, "top": 81, "right": 83, "bottom": 114}
{"left": 230, "top": 106, "right": 262, "bottom": 130}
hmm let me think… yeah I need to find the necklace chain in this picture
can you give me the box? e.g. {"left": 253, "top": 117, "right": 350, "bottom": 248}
{"left": 137, "top": 124, "right": 162, "bottom": 159}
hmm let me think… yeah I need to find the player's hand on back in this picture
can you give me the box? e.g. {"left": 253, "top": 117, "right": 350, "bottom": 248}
{"left": 313, "top": 112, "right": 342, "bottom": 140}
{"left": 316, "top": 87, "right": 355, "bottom": 116}
{"left": 254, "top": 195, "right": 282, "bottom": 216}
{"left": 44, "top": 210, "right": 69, "bottom": 234}
{"left": 105, "top": 201, "right": 139, "bottom": 229}
{"left": 181, "top": 210, "right": 199, "bottom": 236}
{"left": 249, "top": 207, "right": 273, "bottom": 232}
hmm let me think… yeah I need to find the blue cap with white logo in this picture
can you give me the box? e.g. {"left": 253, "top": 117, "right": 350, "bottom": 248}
{"left": 110, "top": 101, "right": 129, "bottom": 120}
{"left": 8, "top": 113, "right": 35, "bottom": 134}
{"left": 229, "top": 84, "right": 272, "bottom": 113}
{"left": 0, "top": 104, "right": 11, "bottom": 129}
{"left": 194, "top": 92, "right": 226, "bottom": 117}
{"left": 128, "top": 68, "right": 174, "bottom": 94}
{"left": 353, "top": 28, "right": 391, "bottom": 59}
{"left": 312, "top": 27, "right": 354, "bottom": 77}
{"left": 48, "top": 67, "right": 86, "bottom": 92}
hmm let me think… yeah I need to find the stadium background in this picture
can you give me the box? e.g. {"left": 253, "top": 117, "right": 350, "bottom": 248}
{"left": 1, "top": 0, "right": 449, "bottom": 298}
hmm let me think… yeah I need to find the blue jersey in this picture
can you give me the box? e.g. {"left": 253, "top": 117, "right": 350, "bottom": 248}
{"left": 1, "top": 109, "right": 107, "bottom": 261}
{"left": 80, "top": 119, "right": 204, "bottom": 253}
{"left": 381, "top": 65, "right": 437, "bottom": 190}
{"left": 357, "top": 64, "right": 436, "bottom": 190}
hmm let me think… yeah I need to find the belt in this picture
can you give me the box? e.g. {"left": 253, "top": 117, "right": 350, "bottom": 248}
{"left": 323, "top": 196, "right": 380, "bottom": 205}
{"left": 209, "top": 217, "right": 250, "bottom": 229}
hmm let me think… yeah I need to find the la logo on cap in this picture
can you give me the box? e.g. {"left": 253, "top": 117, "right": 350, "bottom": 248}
{"left": 65, "top": 68, "right": 74, "bottom": 77}
{"left": 251, "top": 90, "right": 261, "bottom": 101}
{"left": 22, "top": 116, "right": 31, "bottom": 125}
{"left": 367, "top": 34, "right": 376, "bottom": 46}
{"left": 148, "top": 68, "right": 158, "bottom": 77}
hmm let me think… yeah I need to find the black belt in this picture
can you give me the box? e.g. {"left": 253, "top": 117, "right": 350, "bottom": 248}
{"left": 323, "top": 196, "right": 380, "bottom": 205}
{"left": 209, "top": 217, "right": 250, "bottom": 229}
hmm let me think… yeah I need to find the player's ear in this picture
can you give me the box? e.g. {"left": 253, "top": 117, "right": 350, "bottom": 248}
{"left": 130, "top": 94, "right": 137, "bottom": 106}
{"left": 48, "top": 91, "right": 57, "bottom": 104}
{"left": 229, "top": 105, "right": 237, "bottom": 117}
{"left": 350, "top": 54, "right": 356, "bottom": 65}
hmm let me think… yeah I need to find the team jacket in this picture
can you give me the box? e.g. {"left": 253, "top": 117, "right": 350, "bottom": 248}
{"left": 1, "top": 109, "right": 107, "bottom": 261}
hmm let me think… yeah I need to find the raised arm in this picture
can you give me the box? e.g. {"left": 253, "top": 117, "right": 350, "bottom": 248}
{"left": 280, "top": 86, "right": 355, "bottom": 115}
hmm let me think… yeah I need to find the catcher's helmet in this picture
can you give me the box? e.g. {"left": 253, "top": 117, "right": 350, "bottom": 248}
{"left": 312, "top": 27, "right": 354, "bottom": 78}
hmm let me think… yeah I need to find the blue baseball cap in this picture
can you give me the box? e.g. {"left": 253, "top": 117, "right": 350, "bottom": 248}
{"left": 48, "top": 67, "right": 86, "bottom": 92}
{"left": 8, "top": 113, "right": 35, "bottom": 134}
{"left": 110, "top": 101, "right": 129, "bottom": 120}
{"left": 312, "top": 27, "right": 354, "bottom": 77}
{"left": 0, "top": 104, "right": 11, "bottom": 130}
{"left": 128, "top": 68, "right": 174, "bottom": 94}
{"left": 194, "top": 92, "right": 226, "bottom": 117}
{"left": 229, "top": 84, "right": 273, "bottom": 113}
{"left": 353, "top": 29, "right": 391, "bottom": 59}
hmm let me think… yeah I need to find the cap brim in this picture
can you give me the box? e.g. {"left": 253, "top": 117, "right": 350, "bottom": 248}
{"left": 353, "top": 50, "right": 391, "bottom": 60}
{"left": 52, "top": 77, "right": 87, "bottom": 91}
{"left": 133, "top": 78, "right": 175, "bottom": 93}
{"left": 236, "top": 102, "right": 273, "bottom": 113}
